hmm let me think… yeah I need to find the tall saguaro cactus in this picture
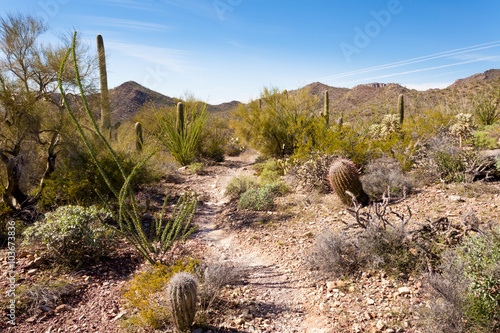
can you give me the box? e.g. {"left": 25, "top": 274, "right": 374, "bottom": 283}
{"left": 323, "top": 90, "right": 330, "bottom": 126}
{"left": 176, "top": 102, "right": 185, "bottom": 136}
{"left": 135, "top": 122, "right": 143, "bottom": 151}
{"left": 97, "top": 34, "right": 111, "bottom": 139}
{"left": 397, "top": 94, "right": 404, "bottom": 126}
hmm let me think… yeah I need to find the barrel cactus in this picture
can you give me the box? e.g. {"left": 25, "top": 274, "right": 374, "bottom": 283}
{"left": 167, "top": 272, "right": 198, "bottom": 332}
{"left": 328, "top": 158, "right": 369, "bottom": 207}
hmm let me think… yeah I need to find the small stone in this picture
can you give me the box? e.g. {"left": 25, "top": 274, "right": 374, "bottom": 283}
{"left": 348, "top": 286, "right": 356, "bottom": 292}
{"left": 385, "top": 329, "right": 395, "bottom": 333}
{"left": 376, "top": 319, "right": 386, "bottom": 330}
{"left": 55, "top": 304, "right": 72, "bottom": 313}
{"left": 234, "top": 317, "right": 245, "bottom": 325}
{"left": 367, "top": 298, "right": 375, "bottom": 305}
{"left": 27, "top": 268, "right": 38, "bottom": 276}
{"left": 398, "top": 287, "right": 411, "bottom": 295}
{"left": 449, "top": 195, "right": 464, "bottom": 202}
{"left": 319, "top": 302, "right": 328, "bottom": 312}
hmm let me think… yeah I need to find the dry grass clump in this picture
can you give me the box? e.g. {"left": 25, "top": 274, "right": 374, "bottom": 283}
{"left": 16, "top": 278, "right": 76, "bottom": 315}
{"left": 199, "top": 260, "right": 246, "bottom": 309}
{"left": 362, "top": 157, "right": 414, "bottom": 199}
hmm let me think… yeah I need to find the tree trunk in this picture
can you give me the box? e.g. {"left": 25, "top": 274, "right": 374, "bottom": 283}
{"left": 38, "top": 132, "right": 60, "bottom": 193}
{"left": 1, "top": 154, "right": 28, "bottom": 209}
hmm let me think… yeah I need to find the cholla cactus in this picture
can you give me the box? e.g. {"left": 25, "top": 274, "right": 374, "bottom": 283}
{"left": 167, "top": 272, "right": 198, "bottom": 332}
{"left": 450, "top": 113, "right": 475, "bottom": 149}
{"left": 380, "top": 114, "right": 401, "bottom": 136}
{"left": 328, "top": 158, "right": 369, "bottom": 207}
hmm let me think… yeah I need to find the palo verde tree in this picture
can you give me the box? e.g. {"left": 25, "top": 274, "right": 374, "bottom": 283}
{"left": 0, "top": 13, "right": 95, "bottom": 210}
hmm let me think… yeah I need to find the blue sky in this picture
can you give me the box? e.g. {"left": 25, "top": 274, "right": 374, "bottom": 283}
{"left": 2, "top": 0, "right": 499, "bottom": 103}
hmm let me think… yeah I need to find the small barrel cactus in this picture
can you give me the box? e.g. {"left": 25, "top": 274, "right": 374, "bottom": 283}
{"left": 167, "top": 272, "right": 198, "bottom": 332}
{"left": 328, "top": 158, "right": 369, "bottom": 207}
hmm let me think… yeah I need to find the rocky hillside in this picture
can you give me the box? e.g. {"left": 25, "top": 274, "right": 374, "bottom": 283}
{"left": 109, "top": 81, "right": 241, "bottom": 124}
{"left": 109, "top": 70, "right": 500, "bottom": 124}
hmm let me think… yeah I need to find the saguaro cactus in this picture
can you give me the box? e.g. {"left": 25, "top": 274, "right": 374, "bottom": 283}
{"left": 135, "top": 122, "right": 143, "bottom": 151}
{"left": 323, "top": 90, "right": 330, "bottom": 126}
{"left": 397, "top": 94, "right": 404, "bottom": 126}
{"left": 168, "top": 272, "right": 198, "bottom": 332}
{"left": 176, "top": 102, "right": 185, "bottom": 136}
{"left": 97, "top": 34, "right": 111, "bottom": 139}
{"left": 328, "top": 158, "right": 369, "bottom": 207}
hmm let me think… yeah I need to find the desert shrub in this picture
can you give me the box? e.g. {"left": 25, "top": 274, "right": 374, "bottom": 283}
{"left": 16, "top": 278, "right": 76, "bottom": 315}
{"left": 224, "top": 175, "right": 259, "bottom": 200}
{"left": 472, "top": 87, "right": 500, "bottom": 126}
{"left": 22, "top": 205, "right": 116, "bottom": 266}
{"left": 427, "top": 135, "right": 473, "bottom": 183}
{"left": 232, "top": 87, "right": 320, "bottom": 158}
{"left": 259, "top": 159, "right": 284, "bottom": 184}
{"left": 422, "top": 227, "right": 500, "bottom": 332}
{"left": 289, "top": 152, "right": 337, "bottom": 192}
{"left": 224, "top": 137, "right": 245, "bottom": 156}
{"left": 307, "top": 228, "right": 366, "bottom": 278}
{"left": 188, "top": 162, "right": 205, "bottom": 175}
{"left": 362, "top": 157, "right": 414, "bottom": 199}
{"left": 195, "top": 115, "right": 229, "bottom": 163}
{"left": 199, "top": 260, "right": 245, "bottom": 309}
{"left": 238, "top": 185, "right": 275, "bottom": 211}
{"left": 39, "top": 151, "right": 158, "bottom": 208}
{"left": 473, "top": 124, "right": 500, "bottom": 149}
{"left": 121, "top": 258, "right": 199, "bottom": 331}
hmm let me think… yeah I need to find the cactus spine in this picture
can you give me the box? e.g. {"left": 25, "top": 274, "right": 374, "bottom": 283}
{"left": 97, "top": 34, "right": 111, "bottom": 139}
{"left": 328, "top": 158, "right": 369, "bottom": 207}
{"left": 397, "top": 94, "right": 404, "bottom": 125}
{"left": 323, "top": 90, "right": 329, "bottom": 126}
{"left": 135, "top": 122, "right": 143, "bottom": 151}
{"left": 167, "top": 272, "right": 198, "bottom": 332}
{"left": 176, "top": 102, "right": 185, "bottom": 136}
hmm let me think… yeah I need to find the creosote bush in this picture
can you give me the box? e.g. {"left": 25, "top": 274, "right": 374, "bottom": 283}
{"left": 22, "top": 205, "right": 115, "bottom": 266}
{"left": 238, "top": 185, "right": 275, "bottom": 211}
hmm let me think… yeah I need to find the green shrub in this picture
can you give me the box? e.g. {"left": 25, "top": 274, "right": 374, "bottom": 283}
{"left": 472, "top": 87, "right": 500, "bottom": 126}
{"left": 121, "top": 258, "right": 199, "bottom": 331}
{"left": 423, "top": 227, "right": 500, "bottom": 332}
{"left": 238, "top": 185, "right": 275, "bottom": 211}
{"left": 22, "top": 205, "right": 115, "bottom": 266}
{"left": 188, "top": 162, "right": 205, "bottom": 175}
{"left": 232, "top": 87, "right": 320, "bottom": 158}
{"left": 39, "top": 151, "right": 158, "bottom": 208}
{"left": 259, "top": 159, "right": 284, "bottom": 184}
{"left": 224, "top": 175, "right": 259, "bottom": 200}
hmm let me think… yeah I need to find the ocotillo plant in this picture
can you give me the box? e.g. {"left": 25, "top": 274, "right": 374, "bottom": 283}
{"left": 135, "top": 122, "right": 143, "bottom": 151}
{"left": 323, "top": 90, "right": 329, "bottom": 126}
{"left": 97, "top": 34, "right": 111, "bottom": 139}
{"left": 397, "top": 94, "right": 404, "bottom": 126}
{"left": 328, "top": 158, "right": 369, "bottom": 207}
{"left": 168, "top": 272, "right": 198, "bottom": 332}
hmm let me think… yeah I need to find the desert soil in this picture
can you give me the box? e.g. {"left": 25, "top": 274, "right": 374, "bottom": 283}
{"left": 2, "top": 150, "right": 500, "bottom": 333}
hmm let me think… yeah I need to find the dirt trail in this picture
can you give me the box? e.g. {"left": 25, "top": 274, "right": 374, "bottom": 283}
{"left": 181, "top": 151, "right": 327, "bottom": 332}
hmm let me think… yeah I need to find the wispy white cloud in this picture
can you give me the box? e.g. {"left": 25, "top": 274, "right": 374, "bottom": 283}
{"left": 92, "top": 0, "right": 160, "bottom": 11}
{"left": 337, "top": 56, "right": 499, "bottom": 86}
{"left": 320, "top": 41, "right": 500, "bottom": 83}
{"left": 105, "top": 41, "right": 193, "bottom": 73}
{"left": 83, "top": 16, "right": 171, "bottom": 32}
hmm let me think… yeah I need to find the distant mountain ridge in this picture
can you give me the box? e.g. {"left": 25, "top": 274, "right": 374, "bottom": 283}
{"left": 109, "top": 69, "right": 500, "bottom": 123}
